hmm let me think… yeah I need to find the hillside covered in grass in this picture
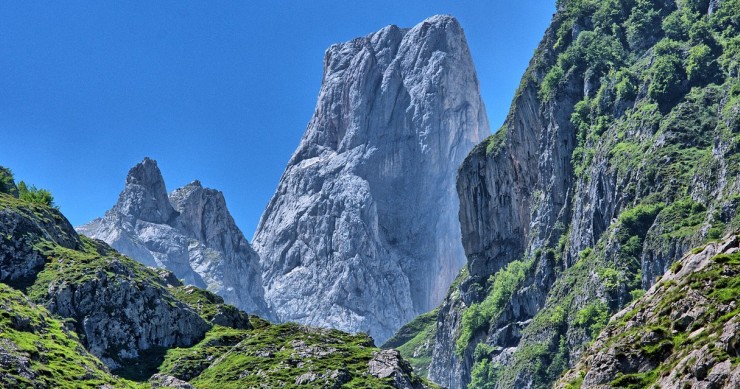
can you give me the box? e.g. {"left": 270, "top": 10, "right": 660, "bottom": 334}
{"left": 0, "top": 166, "right": 434, "bottom": 388}
{"left": 556, "top": 234, "right": 740, "bottom": 388}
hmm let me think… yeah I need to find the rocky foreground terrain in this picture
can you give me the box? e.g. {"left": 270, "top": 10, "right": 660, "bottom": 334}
{"left": 556, "top": 234, "right": 740, "bottom": 388}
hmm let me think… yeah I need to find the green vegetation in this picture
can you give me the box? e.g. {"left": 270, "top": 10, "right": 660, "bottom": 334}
{"left": 382, "top": 308, "right": 438, "bottom": 377}
{"left": 611, "top": 370, "right": 659, "bottom": 388}
{"left": 0, "top": 166, "right": 17, "bottom": 195}
{"left": 648, "top": 39, "right": 686, "bottom": 108}
{"left": 574, "top": 301, "right": 610, "bottom": 339}
{"left": 17, "top": 181, "right": 56, "bottom": 208}
{"left": 190, "top": 323, "right": 404, "bottom": 388}
{"left": 159, "top": 325, "right": 252, "bottom": 381}
{"left": 469, "top": 352, "right": 501, "bottom": 389}
{"left": 2, "top": 187, "right": 435, "bottom": 388}
{"left": 486, "top": 126, "right": 508, "bottom": 156}
{"left": 559, "top": 240, "right": 740, "bottom": 386}
{"left": 454, "top": 0, "right": 740, "bottom": 387}
{"left": 0, "top": 283, "right": 139, "bottom": 388}
{"left": 456, "top": 258, "right": 534, "bottom": 355}
{"left": 27, "top": 236, "right": 169, "bottom": 304}
{"left": 170, "top": 284, "right": 251, "bottom": 327}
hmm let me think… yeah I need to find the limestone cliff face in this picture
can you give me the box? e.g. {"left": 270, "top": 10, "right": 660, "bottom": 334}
{"left": 417, "top": 0, "right": 740, "bottom": 388}
{"left": 252, "top": 14, "right": 489, "bottom": 344}
{"left": 78, "top": 158, "right": 269, "bottom": 318}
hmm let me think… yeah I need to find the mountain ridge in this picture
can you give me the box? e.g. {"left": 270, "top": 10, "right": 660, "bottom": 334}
{"left": 77, "top": 157, "right": 271, "bottom": 319}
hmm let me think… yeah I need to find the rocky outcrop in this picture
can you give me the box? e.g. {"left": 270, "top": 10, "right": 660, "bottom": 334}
{"left": 252, "top": 14, "right": 489, "bottom": 344}
{"left": 78, "top": 158, "right": 269, "bottom": 318}
{"left": 35, "top": 241, "right": 211, "bottom": 369}
{"left": 0, "top": 191, "right": 210, "bottom": 373}
{"left": 1, "top": 195, "right": 80, "bottom": 285}
{"left": 369, "top": 349, "right": 432, "bottom": 389}
{"left": 556, "top": 235, "right": 740, "bottom": 388}
{"left": 1, "top": 167, "right": 436, "bottom": 388}
{"left": 0, "top": 283, "right": 129, "bottom": 388}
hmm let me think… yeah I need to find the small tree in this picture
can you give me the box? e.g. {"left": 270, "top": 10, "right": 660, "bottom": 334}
{"left": 687, "top": 44, "right": 720, "bottom": 85}
{"left": 18, "top": 181, "right": 56, "bottom": 207}
{"left": 0, "top": 166, "right": 17, "bottom": 197}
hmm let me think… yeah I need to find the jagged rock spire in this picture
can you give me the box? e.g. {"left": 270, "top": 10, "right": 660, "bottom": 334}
{"left": 78, "top": 158, "right": 270, "bottom": 318}
{"left": 253, "top": 14, "right": 490, "bottom": 343}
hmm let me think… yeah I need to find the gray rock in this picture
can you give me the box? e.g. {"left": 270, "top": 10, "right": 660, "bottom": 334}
{"left": 1, "top": 201, "right": 81, "bottom": 284}
{"left": 43, "top": 256, "right": 211, "bottom": 369}
{"left": 252, "top": 14, "right": 489, "bottom": 344}
{"left": 149, "top": 373, "right": 195, "bottom": 388}
{"left": 78, "top": 158, "right": 270, "bottom": 318}
{"left": 368, "top": 349, "right": 430, "bottom": 389}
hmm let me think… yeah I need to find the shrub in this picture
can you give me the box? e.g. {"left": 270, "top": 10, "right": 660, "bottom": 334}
{"left": 686, "top": 45, "right": 717, "bottom": 85}
{"left": 648, "top": 52, "right": 686, "bottom": 107}
{"left": 593, "top": 0, "right": 632, "bottom": 31}
{"left": 540, "top": 65, "right": 564, "bottom": 100}
{"left": 619, "top": 202, "right": 664, "bottom": 237}
{"left": 575, "top": 301, "right": 610, "bottom": 338}
{"left": 709, "top": 0, "right": 740, "bottom": 39}
{"left": 0, "top": 166, "right": 17, "bottom": 196}
{"left": 679, "top": 0, "right": 710, "bottom": 14}
{"left": 719, "top": 36, "right": 740, "bottom": 76}
{"left": 18, "top": 181, "right": 56, "bottom": 208}
{"left": 615, "top": 70, "right": 637, "bottom": 101}
{"left": 630, "top": 289, "right": 646, "bottom": 301}
{"left": 456, "top": 259, "right": 533, "bottom": 355}
{"left": 626, "top": 0, "right": 663, "bottom": 50}
{"left": 662, "top": 10, "right": 692, "bottom": 41}
{"left": 469, "top": 358, "right": 500, "bottom": 389}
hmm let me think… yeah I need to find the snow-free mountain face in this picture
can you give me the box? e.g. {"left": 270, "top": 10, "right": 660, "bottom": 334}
{"left": 252, "top": 14, "right": 490, "bottom": 344}
{"left": 77, "top": 157, "right": 270, "bottom": 318}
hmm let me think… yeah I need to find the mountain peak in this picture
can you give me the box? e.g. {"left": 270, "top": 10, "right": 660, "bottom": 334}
{"left": 78, "top": 159, "right": 270, "bottom": 318}
{"left": 253, "top": 15, "right": 489, "bottom": 343}
{"left": 126, "top": 157, "right": 161, "bottom": 185}
{"left": 117, "top": 157, "right": 176, "bottom": 224}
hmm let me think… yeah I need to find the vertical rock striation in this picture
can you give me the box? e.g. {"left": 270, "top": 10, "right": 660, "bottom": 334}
{"left": 78, "top": 158, "right": 270, "bottom": 318}
{"left": 252, "top": 14, "right": 489, "bottom": 344}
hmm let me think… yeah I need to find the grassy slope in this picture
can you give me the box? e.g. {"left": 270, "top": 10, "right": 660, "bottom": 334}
{"left": 382, "top": 308, "right": 439, "bottom": 377}
{"left": 0, "top": 283, "right": 141, "bottom": 388}
{"left": 558, "top": 237, "right": 740, "bottom": 387}
{"left": 1, "top": 187, "right": 434, "bottom": 388}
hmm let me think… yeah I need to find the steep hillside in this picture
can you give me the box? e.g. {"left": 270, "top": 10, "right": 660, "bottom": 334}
{"left": 390, "top": 0, "right": 740, "bottom": 388}
{"left": 0, "top": 283, "right": 138, "bottom": 388}
{"left": 78, "top": 158, "right": 270, "bottom": 318}
{"left": 556, "top": 234, "right": 740, "bottom": 388}
{"left": 252, "top": 14, "right": 490, "bottom": 344}
{"left": 0, "top": 168, "right": 434, "bottom": 388}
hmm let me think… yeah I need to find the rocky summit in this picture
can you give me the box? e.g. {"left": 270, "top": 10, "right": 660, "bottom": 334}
{"left": 252, "top": 14, "right": 490, "bottom": 344}
{"left": 77, "top": 157, "right": 270, "bottom": 318}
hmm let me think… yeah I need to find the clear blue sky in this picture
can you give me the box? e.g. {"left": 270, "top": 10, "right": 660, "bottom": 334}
{"left": 0, "top": 1, "right": 554, "bottom": 238}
